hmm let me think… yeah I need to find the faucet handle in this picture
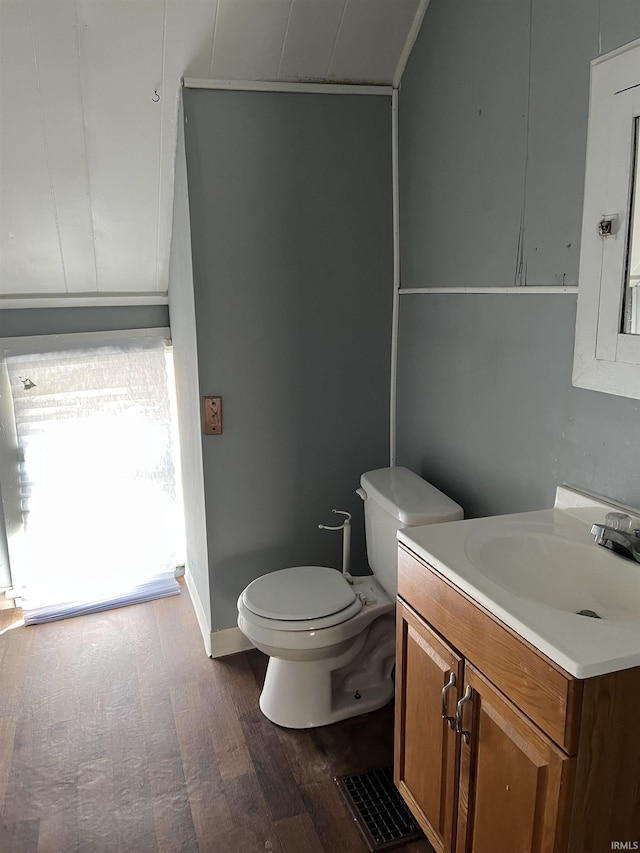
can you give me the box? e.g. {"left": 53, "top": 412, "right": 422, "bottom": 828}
{"left": 605, "top": 512, "right": 633, "bottom": 532}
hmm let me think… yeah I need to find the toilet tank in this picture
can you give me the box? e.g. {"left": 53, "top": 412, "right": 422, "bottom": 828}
{"left": 358, "top": 467, "right": 463, "bottom": 598}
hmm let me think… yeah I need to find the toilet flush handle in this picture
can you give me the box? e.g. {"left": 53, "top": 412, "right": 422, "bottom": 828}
{"left": 318, "top": 510, "right": 352, "bottom": 576}
{"left": 356, "top": 488, "right": 367, "bottom": 501}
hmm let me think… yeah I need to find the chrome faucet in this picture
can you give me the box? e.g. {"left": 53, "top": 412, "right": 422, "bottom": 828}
{"left": 591, "top": 512, "right": 640, "bottom": 563}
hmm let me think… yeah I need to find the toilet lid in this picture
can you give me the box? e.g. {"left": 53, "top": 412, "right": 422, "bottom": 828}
{"left": 242, "top": 566, "right": 357, "bottom": 621}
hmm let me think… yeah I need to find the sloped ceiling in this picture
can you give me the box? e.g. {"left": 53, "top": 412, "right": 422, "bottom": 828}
{"left": 0, "top": 0, "right": 428, "bottom": 301}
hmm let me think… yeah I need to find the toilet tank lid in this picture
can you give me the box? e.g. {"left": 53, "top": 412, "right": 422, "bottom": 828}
{"left": 360, "top": 467, "right": 463, "bottom": 526}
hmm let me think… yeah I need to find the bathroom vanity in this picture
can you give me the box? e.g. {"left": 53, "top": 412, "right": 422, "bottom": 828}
{"left": 393, "top": 487, "right": 640, "bottom": 853}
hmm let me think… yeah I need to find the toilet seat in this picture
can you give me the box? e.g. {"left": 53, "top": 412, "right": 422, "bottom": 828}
{"left": 240, "top": 566, "right": 363, "bottom": 631}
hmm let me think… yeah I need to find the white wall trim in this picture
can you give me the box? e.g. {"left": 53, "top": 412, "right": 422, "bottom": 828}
{"left": 393, "top": 0, "right": 431, "bottom": 88}
{"left": 389, "top": 89, "right": 400, "bottom": 468}
{"left": 0, "top": 294, "right": 169, "bottom": 310}
{"left": 0, "top": 327, "right": 170, "bottom": 357}
{"left": 210, "top": 625, "right": 254, "bottom": 659}
{"left": 0, "top": 288, "right": 579, "bottom": 304}
{"left": 399, "top": 286, "right": 579, "bottom": 295}
{"left": 184, "top": 567, "right": 213, "bottom": 657}
{"left": 183, "top": 78, "right": 393, "bottom": 97}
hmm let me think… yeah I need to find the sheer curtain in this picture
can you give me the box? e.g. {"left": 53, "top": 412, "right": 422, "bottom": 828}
{"left": 6, "top": 335, "right": 184, "bottom": 624}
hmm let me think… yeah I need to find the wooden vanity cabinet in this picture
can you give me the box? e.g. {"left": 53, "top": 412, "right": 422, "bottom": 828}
{"left": 394, "top": 544, "right": 640, "bottom": 853}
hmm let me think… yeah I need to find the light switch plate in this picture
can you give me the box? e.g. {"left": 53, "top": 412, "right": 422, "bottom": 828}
{"left": 203, "top": 396, "right": 222, "bottom": 435}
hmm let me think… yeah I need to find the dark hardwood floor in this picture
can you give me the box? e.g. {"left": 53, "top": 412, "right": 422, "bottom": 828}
{"left": 0, "top": 586, "right": 433, "bottom": 853}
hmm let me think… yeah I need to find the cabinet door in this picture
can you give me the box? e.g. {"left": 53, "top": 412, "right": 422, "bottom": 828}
{"left": 455, "top": 664, "right": 575, "bottom": 853}
{"left": 395, "top": 600, "right": 464, "bottom": 853}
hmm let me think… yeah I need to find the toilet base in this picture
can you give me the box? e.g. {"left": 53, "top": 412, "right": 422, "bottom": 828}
{"left": 258, "top": 615, "right": 396, "bottom": 728}
{"left": 259, "top": 658, "right": 395, "bottom": 728}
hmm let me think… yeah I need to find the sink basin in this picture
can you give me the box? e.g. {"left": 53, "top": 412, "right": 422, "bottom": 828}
{"left": 398, "top": 486, "right": 640, "bottom": 677}
{"left": 464, "top": 522, "right": 640, "bottom": 622}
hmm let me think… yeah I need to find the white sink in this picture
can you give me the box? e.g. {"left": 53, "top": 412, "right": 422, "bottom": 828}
{"left": 397, "top": 485, "right": 640, "bottom": 678}
{"left": 464, "top": 521, "right": 640, "bottom": 622}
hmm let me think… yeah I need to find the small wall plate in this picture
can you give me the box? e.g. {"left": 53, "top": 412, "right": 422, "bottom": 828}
{"left": 202, "top": 396, "right": 222, "bottom": 435}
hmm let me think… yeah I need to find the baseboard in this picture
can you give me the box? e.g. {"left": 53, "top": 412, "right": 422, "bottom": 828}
{"left": 210, "top": 625, "right": 254, "bottom": 658}
{"left": 184, "top": 568, "right": 212, "bottom": 657}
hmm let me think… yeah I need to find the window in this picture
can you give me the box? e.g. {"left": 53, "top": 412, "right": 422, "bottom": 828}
{"left": 573, "top": 38, "right": 640, "bottom": 399}
{"left": 1, "top": 330, "right": 185, "bottom": 623}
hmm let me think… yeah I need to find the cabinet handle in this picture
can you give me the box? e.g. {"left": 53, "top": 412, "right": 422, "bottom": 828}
{"left": 455, "top": 685, "right": 473, "bottom": 744}
{"left": 441, "top": 671, "right": 457, "bottom": 729}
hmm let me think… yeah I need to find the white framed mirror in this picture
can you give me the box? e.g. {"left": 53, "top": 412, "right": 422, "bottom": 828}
{"left": 573, "top": 37, "right": 640, "bottom": 400}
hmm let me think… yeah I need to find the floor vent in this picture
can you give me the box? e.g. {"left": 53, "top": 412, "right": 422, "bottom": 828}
{"left": 334, "top": 766, "right": 424, "bottom": 851}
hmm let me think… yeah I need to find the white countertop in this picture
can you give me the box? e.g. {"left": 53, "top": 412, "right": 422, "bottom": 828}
{"left": 397, "top": 486, "right": 640, "bottom": 679}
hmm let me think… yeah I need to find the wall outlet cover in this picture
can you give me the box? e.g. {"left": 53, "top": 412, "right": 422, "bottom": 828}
{"left": 203, "top": 396, "right": 222, "bottom": 435}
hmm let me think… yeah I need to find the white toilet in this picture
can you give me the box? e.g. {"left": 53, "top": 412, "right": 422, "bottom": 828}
{"left": 237, "top": 466, "right": 463, "bottom": 728}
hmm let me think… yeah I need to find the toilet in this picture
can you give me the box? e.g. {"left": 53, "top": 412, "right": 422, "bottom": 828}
{"left": 237, "top": 467, "right": 463, "bottom": 728}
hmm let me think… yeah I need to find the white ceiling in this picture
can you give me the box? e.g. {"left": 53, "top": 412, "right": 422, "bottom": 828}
{"left": 0, "top": 0, "right": 428, "bottom": 301}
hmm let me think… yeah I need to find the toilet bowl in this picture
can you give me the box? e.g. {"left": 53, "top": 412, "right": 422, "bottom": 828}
{"left": 237, "top": 467, "right": 463, "bottom": 729}
{"left": 238, "top": 566, "right": 396, "bottom": 728}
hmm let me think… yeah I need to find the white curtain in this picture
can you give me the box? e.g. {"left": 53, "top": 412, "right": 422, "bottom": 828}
{"left": 6, "top": 335, "right": 183, "bottom": 624}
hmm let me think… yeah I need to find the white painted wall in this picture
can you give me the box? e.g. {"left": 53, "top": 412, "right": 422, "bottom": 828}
{"left": 0, "top": 363, "right": 23, "bottom": 590}
{"left": 167, "top": 96, "right": 212, "bottom": 655}
{"left": 0, "top": 496, "right": 10, "bottom": 589}
{"left": 0, "top": 0, "right": 427, "bottom": 300}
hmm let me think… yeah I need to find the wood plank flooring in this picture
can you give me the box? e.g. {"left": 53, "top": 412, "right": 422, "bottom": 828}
{"left": 0, "top": 587, "right": 433, "bottom": 853}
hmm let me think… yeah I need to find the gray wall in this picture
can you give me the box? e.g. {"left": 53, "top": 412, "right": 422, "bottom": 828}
{"left": 183, "top": 89, "right": 393, "bottom": 630}
{"left": 397, "top": 0, "right": 640, "bottom": 517}
{"left": 0, "top": 305, "right": 168, "bottom": 338}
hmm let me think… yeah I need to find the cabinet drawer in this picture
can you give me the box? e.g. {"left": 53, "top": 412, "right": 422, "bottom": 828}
{"left": 398, "top": 545, "right": 583, "bottom": 754}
